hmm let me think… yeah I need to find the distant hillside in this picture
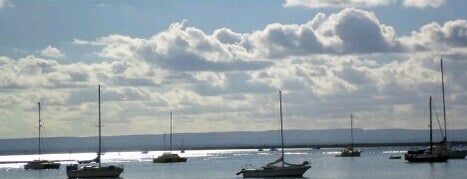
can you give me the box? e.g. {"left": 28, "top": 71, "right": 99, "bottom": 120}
{"left": 1, "top": 129, "right": 466, "bottom": 155}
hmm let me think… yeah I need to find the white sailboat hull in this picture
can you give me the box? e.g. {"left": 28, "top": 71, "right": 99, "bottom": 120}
{"left": 240, "top": 165, "right": 310, "bottom": 177}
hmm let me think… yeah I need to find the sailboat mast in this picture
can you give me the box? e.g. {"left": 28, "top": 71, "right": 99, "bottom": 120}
{"left": 441, "top": 59, "right": 447, "bottom": 142}
{"left": 163, "top": 133, "right": 166, "bottom": 150}
{"left": 279, "top": 91, "right": 285, "bottom": 167}
{"left": 170, "top": 111, "right": 173, "bottom": 153}
{"left": 38, "top": 102, "right": 41, "bottom": 160}
{"left": 98, "top": 85, "right": 102, "bottom": 167}
{"left": 430, "top": 96, "right": 433, "bottom": 152}
{"left": 350, "top": 114, "right": 354, "bottom": 149}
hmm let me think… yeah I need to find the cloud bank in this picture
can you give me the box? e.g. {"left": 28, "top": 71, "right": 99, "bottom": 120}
{"left": 284, "top": 0, "right": 446, "bottom": 9}
{"left": 1, "top": 8, "right": 466, "bottom": 138}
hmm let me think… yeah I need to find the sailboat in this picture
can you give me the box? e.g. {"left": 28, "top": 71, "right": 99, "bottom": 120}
{"left": 24, "top": 102, "right": 60, "bottom": 170}
{"left": 438, "top": 59, "right": 467, "bottom": 159}
{"left": 153, "top": 112, "right": 187, "bottom": 163}
{"left": 404, "top": 96, "right": 448, "bottom": 163}
{"left": 336, "top": 114, "right": 361, "bottom": 157}
{"left": 66, "top": 85, "right": 124, "bottom": 178}
{"left": 237, "top": 91, "right": 310, "bottom": 177}
{"left": 180, "top": 137, "right": 185, "bottom": 153}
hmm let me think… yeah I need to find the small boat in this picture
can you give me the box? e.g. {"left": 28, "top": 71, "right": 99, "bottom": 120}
{"left": 24, "top": 102, "right": 60, "bottom": 170}
{"left": 269, "top": 147, "right": 278, "bottom": 152}
{"left": 153, "top": 152, "right": 188, "bottom": 163}
{"left": 24, "top": 159, "right": 60, "bottom": 170}
{"left": 336, "top": 114, "right": 361, "bottom": 157}
{"left": 258, "top": 148, "right": 264, "bottom": 152}
{"left": 141, "top": 151, "right": 149, "bottom": 154}
{"left": 180, "top": 138, "right": 185, "bottom": 153}
{"left": 237, "top": 91, "right": 311, "bottom": 177}
{"left": 66, "top": 85, "right": 124, "bottom": 178}
{"left": 404, "top": 96, "right": 448, "bottom": 163}
{"left": 153, "top": 112, "right": 187, "bottom": 163}
{"left": 336, "top": 147, "right": 361, "bottom": 157}
{"left": 67, "top": 165, "right": 123, "bottom": 178}
{"left": 238, "top": 160, "right": 311, "bottom": 177}
{"left": 389, "top": 156, "right": 401, "bottom": 159}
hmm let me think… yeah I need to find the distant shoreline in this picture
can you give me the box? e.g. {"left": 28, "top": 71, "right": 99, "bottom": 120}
{"left": 1, "top": 141, "right": 466, "bottom": 156}
{"left": 2, "top": 129, "right": 466, "bottom": 156}
{"left": 182, "top": 141, "right": 467, "bottom": 150}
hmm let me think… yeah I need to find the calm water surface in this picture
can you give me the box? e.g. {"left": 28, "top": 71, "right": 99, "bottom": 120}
{"left": 1, "top": 147, "right": 466, "bottom": 179}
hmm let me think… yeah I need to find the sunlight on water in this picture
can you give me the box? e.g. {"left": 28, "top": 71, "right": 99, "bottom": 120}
{"left": 0, "top": 147, "right": 466, "bottom": 178}
{"left": 322, "top": 151, "right": 341, "bottom": 155}
{"left": 382, "top": 150, "right": 407, "bottom": 154}
{"left": 257, "top": 152, "right": 270, "bottom": 155}
{"left": 284, "top": 152, "right": 310, "bottom": 155}
{"left": 0, "top": 148, "right": 263, "bottom": 168}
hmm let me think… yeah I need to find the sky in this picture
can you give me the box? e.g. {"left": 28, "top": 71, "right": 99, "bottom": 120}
{"left": 0, "top": 0, "right": 466, "bottom": 139}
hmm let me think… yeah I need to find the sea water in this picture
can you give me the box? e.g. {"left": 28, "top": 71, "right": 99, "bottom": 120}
{"left": 1, "top": 147, "right": 466, "bottom": 179}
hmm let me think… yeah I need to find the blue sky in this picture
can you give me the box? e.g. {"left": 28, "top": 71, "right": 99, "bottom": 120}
{"left": 0, "top": 0, "right": 466, "bottom": 139}
{"left": 2, "top": 0, "right": 466, "bottom": 61}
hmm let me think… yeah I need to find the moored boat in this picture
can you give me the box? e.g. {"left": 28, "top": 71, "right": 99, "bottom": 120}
{"left": 404, "top": 96, "right": 448, "bottom": 163}
{"left": 153, "top": 152, "right": 187, "bottom": 163}
{"left": 153, "top": 112, "right": 187, "bottom": 163}
{"left": 336, "top": 114, "right": 361, "bottom": 157}
{"left": 337, "top": 147, "right": 361, "bottom": 157}
{"left": 24, "top": 160, "right": 60, "bottom": 170}
{"left": 66, "top": 85, "right": 123, "bottom": 178}
{"left": 237, "top": 91, "right": 311, "bottom": 177}
{"left": 66, "top": 165, "right": 123, "bottom": 178}
{"left": 238, "top": 161, "right": 311, "bottom": 177}
{"left": 24, "top": 102, "right": 60, "bottom": 170}
{"left": 438, "top": 59, "right": 467, "bottom": 159}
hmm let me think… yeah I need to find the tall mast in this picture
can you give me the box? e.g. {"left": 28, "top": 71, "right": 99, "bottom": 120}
{"left": 441, "top": 59, "right": 447, "bottom": 142}
{"left": 350, "top": 114, "right": 354, "bottom": 150}
{"left": 279, "top": 91, "right": 285, "bottom": 167}
{"left": 38, "top": 102, "right": 41, "bottom": 160}
{"left": 170, "top": 111, "right": 173, "bottom": 153}
{"left": 163, "top": 133, "right": 166, "bottom": 150}
{"left": 429, "top": 96, "right": 433, "bottom": 152}
{"left": 98, "top": 85, "right": 102, "bottom": 167}
{"left": 181, "top": 137, "right": 184, "bottom": 150}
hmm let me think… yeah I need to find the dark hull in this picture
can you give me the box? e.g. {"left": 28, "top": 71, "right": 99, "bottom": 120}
{"left": 336, "top": 153, "right": 361, "bottom": 157}
{"left": 24, "top": 162, "right": 60, "bottom": 170}
{"left": 405, "top": 154, "right": 448, "bottom": 163}
{"left": 336, "top": 150, "right": 361, "bottom": 157}
{"left": 240, "top": 165, "right": 310, "bottom": 178}
{"left": 153, "top": 157, "right": 187, "bottom": 163}
{"left": 66, "top": 165, "right": 123, "bottom": 178}
{"left": 448, "top": 150, "right": 467, "bottom": 159}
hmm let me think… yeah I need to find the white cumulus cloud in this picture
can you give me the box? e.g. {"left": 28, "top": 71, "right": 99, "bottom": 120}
{"left": 284, "top": 0, "right": 446, "bottom": 8}
{"left": 400, "top": 20, "right": 467, "bottom": 51}
{"left": 40, "top": 45, "right": 66, "bottom": 58}
{"left": 403, "top": 0, "right": 445, "bottom": 8}
{"left": 284, "top": 0, "right": 396, "bottom": 8}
